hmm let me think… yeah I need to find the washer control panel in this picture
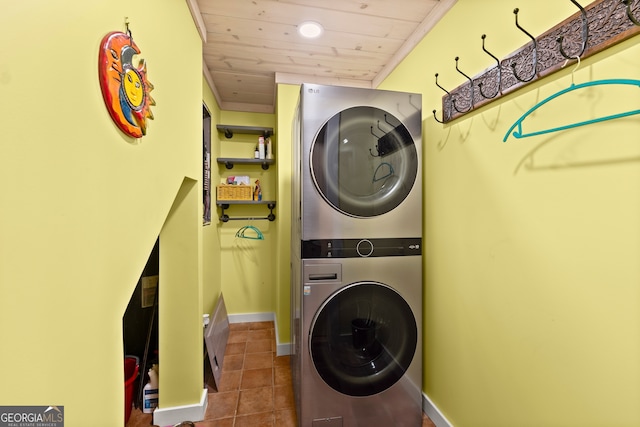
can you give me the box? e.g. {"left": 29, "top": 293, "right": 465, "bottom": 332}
{"left": 302, "top": 237, "right": 422, "bottom": 258}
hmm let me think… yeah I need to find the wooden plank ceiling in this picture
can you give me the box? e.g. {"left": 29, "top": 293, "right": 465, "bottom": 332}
{"left": 190, "top": 0, "right": 457, "bottom": 113}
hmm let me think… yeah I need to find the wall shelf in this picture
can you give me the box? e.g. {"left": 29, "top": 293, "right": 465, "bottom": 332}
{"left": 216, "top": 201, "right": 276, "bottom": 222}
{"left": 217, "top": 157, "right": 275, "bottom": 170}
{"left": 216, "top": 125, "right": 273, "bottom": 139}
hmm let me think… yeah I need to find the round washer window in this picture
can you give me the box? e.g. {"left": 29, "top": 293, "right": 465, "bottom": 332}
{"left": 309, "top": 282, "right": 417, "bottom": 397}
{"left": 310, "top": 107, "right": 418, "bottom": 217}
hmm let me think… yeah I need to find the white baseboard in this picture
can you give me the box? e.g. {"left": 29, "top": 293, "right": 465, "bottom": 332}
{"left": 228, "top": 312, "right": 275, "bottom": 324}
{"left": 153, "top": 388, "right": 208, "bottom": 426}
{"left": 423, "top": 392, "right": 454, "bottom": 427}
{"left": 228, "top": 312, "right": 291, "bottom": 356}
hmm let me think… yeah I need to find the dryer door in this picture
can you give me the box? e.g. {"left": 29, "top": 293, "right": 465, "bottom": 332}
{"left": 309, "top": 282, "right": 417, "bottom": 397}
{"left": 310, "top": 107, "right": 418, "bottom": 217}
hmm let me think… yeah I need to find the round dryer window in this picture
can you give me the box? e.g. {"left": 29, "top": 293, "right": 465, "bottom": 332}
{"left": 309, "top": 282, "right": 417, "bottom": 397}
{"left": 310, "top": 106, "right": 418, "bottom": 217}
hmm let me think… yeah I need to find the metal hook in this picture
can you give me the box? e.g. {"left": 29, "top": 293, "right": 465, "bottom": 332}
{"left": 377, "top": 120, "right": 385, "bottom": 132}
{"left": 435, "top": 73, "right": 451, "bottom": 96}
{"left": 452, "top": 57, "right": 474, "bottom": 113}
{"left": 622, "top": 0, "right": 640, "bottom": 26}
{"left": 479, "top": 34, "right": 502, "bottom": 99}
{"left": 384, "top": 114, "right": 394, "bottom": 127}
{"left": 434, "top": 74, "right": 450, "bottom": 123}
{"left": 511, "top": 8, "right": 538, "bottom": 83}
{"left": 370, "top": 125, "right": 382, "bottom": 139}
{"left": 557, "top": 0, "right": 589, "bottom": 59}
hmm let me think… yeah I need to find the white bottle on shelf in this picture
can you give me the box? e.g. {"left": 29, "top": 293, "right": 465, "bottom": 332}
{"left": 258, "top": 136, "right": 265, "bottom": 160}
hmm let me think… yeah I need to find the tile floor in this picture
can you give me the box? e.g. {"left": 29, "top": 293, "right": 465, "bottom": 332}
{"left": 126, "top": 321, "right": 436, "bottom": 427}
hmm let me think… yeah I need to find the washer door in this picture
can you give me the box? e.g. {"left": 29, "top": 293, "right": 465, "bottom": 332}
{"left": 309, "top": 282, "right": 417, "bottom": 397}
{"left": 310, "top": 106, "right": 418, "bottom": 217}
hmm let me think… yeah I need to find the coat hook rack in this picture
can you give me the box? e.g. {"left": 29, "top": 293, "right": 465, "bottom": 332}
{"left": 557, "top": 0, "right": 589, "bottom": 59}
{"left": 436, "top": 0, "right": 640, "bottom": 124}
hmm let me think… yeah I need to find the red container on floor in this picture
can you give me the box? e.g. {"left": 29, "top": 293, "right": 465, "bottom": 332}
{"left": 124, "top": 357, "right": 139, "bottom": 424}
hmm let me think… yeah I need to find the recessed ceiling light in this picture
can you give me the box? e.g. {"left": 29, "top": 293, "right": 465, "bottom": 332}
{"left": 298, "top": 21, "right": 323, "bottom": 38}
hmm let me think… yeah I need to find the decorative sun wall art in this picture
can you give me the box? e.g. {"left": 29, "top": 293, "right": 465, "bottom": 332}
{"left": 98, "top": 26, "right": 155, "bottom": 138}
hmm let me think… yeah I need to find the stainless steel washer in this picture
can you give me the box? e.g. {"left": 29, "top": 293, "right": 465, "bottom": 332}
{"left": 291, "top": 240, "right": 423, "bottom": 427}
{"left": 299, "top": 84, "right": 422, "bottom": 240}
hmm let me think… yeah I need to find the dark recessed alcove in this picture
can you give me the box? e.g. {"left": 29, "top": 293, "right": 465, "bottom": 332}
{"left": 123, "top": 238, "right": 159, "bottom": 408}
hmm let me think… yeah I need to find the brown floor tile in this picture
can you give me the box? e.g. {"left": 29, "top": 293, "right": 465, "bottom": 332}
{"left": 241, "top": 367, "right": 273, "bottom": 389}
{"left": 274, "top": 355, "right": 290, "bottom": 367}
{"left": 222, "top": 353, "right": 244, "bottom": 371}
{"left": 217, "top": 370, "right": 241, "bottom": 392}
{"left": 227, "top": 329, "right": 249, "bottom": 343}
{"left": 237, "top": 387, "right": 274, "bottom": 415}
{"left": 247, "top": 328, "right": 272, "bottom": 341}
{"left": 229, "top": 322, "right": 250, "bottom": 331}
{"left": 274, "top": 384, "right": 294, "bottom": 410}
{"left": 234, "top": 411, "right": 274, "bottom": 427}
{"left": 244, "top": 351, "right": 273, "bottom": 370}
{"left": 275, "top": 409, "right": 297, "bottom": 427}
{"left": 224, "top": 341, "right": 246, "bottom": 355}
{"left": 247, "top": 321, "right": 273, "bottom": 330}
{"left": 274, "top": 362, "right": 292, "bottom": 387}
{"left": 204, "top": 391, "right": 238, "bottom": 420}
{"left": 246, "top": 338, "right": 272, "bottom": 353}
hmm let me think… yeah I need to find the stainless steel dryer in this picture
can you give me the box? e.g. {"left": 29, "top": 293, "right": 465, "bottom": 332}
{"left": 291, "top": 238, "right": 423, "bottom": 427}
{"left": 299, "top": 84, "right": 422, "bottom": 240}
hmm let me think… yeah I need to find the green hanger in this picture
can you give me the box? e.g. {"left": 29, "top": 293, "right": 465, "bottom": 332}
{"left": 235, "top": 225, "right": 264, "bottom": 240}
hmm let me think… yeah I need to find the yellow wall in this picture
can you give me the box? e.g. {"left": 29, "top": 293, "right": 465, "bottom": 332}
{"left": 378, "top": 0, "right": 640, "bottom": 425}
{"left": 214, "top": 111, "right": 278, "bottom": 316}
{"left": 0, "top": 1, "right": 207, "bottom": 425}
{"left": 3, "top": 0, "right": 638, "bottom": 426}
{"left": 202, "top": 77, "right": 222, "bottom": 316}
{"left": 274, "top": 84, "right": 301, "bottom": 343}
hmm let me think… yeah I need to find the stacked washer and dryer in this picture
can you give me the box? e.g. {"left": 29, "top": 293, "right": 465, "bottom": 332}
{"left": 291, "top": 84, "right": 423, "bottom": 427}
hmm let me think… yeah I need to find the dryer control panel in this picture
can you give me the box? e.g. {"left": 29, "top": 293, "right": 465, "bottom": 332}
{"left": 302, "top": 237, "right": 422, "bottom": 258}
